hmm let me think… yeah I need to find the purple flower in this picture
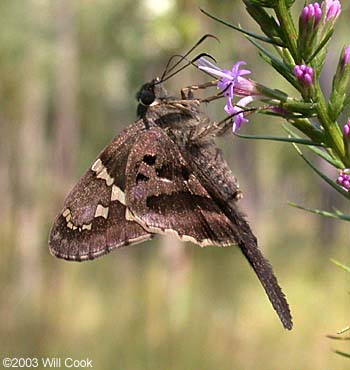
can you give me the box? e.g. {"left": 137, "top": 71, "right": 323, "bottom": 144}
{"left": 293, "top": 65, "right": 314, "bottom": 86}
{"left": 301, "top": 3, "right": 322, "bottom": 27}
{"left": 324, "top": 0, "right": 341, "bottom": 20}
{"left": 198, "top": 58, "right": 259, "bottom": 131}
{"left": 343, "top": 119, "right": 350, "bottom": 138}
{"left": 198, "top": 58, "right": 257, "bottom": 97}
{"left": 336, "top": 168, "right": 350, "bottom": 190}
{"left": 224, "top": 96, "right": 253, "bottom": 132}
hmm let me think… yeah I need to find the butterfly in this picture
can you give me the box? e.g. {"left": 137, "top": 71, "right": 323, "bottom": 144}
{"left": 49, "top": 54, "right": 293, "bottom": 330}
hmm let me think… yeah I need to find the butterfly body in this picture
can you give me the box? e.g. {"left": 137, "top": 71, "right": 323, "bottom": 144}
{"left": 49, "top": 79, "right": 293, "bottom": 330}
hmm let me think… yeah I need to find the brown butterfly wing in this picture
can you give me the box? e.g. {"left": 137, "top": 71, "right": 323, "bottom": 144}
{"left": 125, "top": 126, "right": 241, "bottom": 246}
{"left": 49, "top": 120, "right": 153, "bottom": 261}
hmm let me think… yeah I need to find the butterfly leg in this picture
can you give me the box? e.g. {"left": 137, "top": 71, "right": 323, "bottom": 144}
{"left": 190, "top": 115, "right": 233, "bottom": 141}
{"left": 181, "top": 80, "right": 218, "bottom": 100}
{"left": 195, "top": 105, "right": 259, "bottom": 140}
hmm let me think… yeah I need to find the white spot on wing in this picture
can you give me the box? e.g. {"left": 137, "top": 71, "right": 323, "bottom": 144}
{"left": 92, "top": 158, "right": 114, "bottom": 186}
{"left": 96, "top": 167, "right": 114, "bottom": 186}
{"left": 62, "top": 208, "right": 93, "bottom": 232}
{"left": 82, "top": 223, "right": 92, "bottom": 231}
{"left": 62, "top": 209, "right": 70, "bottom": 217}
{"left": 63, "top": 208, "right": 72, "bottom": 223}
{"left": 160, "top": 178, "right": 172, "bottom": 183}
{"left": 91, "top": 158, "right": 104, "bottom": 172}
{"left": 95, "top": 204, "right": 109, "bottom": 219}
{"left": 111, "top": 185, "right": 126, "bottom": 205}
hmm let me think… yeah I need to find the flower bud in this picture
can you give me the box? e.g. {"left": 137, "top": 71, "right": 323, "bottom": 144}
{"left": 298, "top": 0, "right": 341, "bottom": 64}
{"left": 328, "top": 46, "right": 350, "bottom": 121}
{"left": 343, "top": 119, "right": 350, "bottom": 139}
{"left": 293, "top": 65, "right": 314, "bottom": 86}
{"left": 324, "top": 0, "right": 341, "bottom": 21}
{"left": 301, "top": 3, "right": 322, "bottom": 27}
{"left": 336, "top": 168, "right": 350, "bottom": 191}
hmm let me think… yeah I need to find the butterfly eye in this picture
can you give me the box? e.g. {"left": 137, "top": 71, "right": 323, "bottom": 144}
{"left": 138, "top": 89, "right": 155, "bottom": 106}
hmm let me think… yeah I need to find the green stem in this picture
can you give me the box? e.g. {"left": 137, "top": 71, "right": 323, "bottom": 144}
{"left": 313, "top": 81, "right": 347, "bottom": 164}
{"left": 274, "top": 0, "right": 299, "bottom": 63}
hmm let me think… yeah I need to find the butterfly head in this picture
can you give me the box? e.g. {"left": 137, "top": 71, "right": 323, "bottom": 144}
{"left": 136, "top": 78, "right": 168, "bottom": 118}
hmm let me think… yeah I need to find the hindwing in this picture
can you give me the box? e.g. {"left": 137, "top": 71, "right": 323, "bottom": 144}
{"left": 125, "top": 126, "right": 240, "bottom": 246}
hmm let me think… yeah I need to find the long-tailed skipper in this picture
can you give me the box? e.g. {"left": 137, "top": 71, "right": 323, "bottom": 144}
{"left": 49, "top": 47, "right": 293, "bottom": 330}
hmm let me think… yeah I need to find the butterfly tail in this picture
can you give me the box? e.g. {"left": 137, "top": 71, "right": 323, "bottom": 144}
{"left": 238, "top": 233, "right": 293, "bottom": 330}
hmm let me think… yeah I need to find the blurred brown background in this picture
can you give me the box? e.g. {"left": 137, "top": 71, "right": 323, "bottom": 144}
{"left": 0, "top": 0, "right": 348, "bottom": 369}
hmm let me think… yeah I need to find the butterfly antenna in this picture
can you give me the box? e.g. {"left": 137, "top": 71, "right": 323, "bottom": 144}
{"left": 159, "top": 53, "right": 216, "bottom": 84}
{"left": 160, "top": 33, "right": 219, "bottom": 81}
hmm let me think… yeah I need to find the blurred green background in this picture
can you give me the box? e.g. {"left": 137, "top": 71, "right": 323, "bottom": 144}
{"left": 0, "top": 0, "right": 349, "bottom": 369}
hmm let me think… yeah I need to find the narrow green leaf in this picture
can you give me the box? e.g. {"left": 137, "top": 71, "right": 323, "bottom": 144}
{"left": 258, "top": 108, "right": 314, "bottom": 120}
{"left": 305, "top": 30, "right": 334, "bottom": 64}
{"left": 333, "top": 350, "right": 350, "bottom": 358}
{"left": 246, "top": 36, "right": 299, "bottom": 89}
{"left": 288, "top": 202, "right": 350, "bottom": 220}
{"left": 330, "top": 259, "right": 350, "bottom": 273}
{"left": 243, "top": 0, "right": 281, "bottom": 40}
{"left": 249, "top": 0, "right": 283, "bottom": 7}
{"left": 327, "top": 334, "right": 350, "bottom": 340}
{"left": 235, "top": 132, "right": 323, "bottom": 145}
{"left": 200, "top": 8, "right": 283, "bottom": 46}
{"left": 248, "top": 0, "right": 295, "bottom": 7}
{"left": 291, "top": 144, "right": 350, "bottom": 198}
{"left": 308, "top": 145, "right": 344, "bottom": 168}
{"left": 247, "top": 36, "right": 289, "bottom": 70}
{"left": 283, "top": 125, "right": 344, "bottom": 168}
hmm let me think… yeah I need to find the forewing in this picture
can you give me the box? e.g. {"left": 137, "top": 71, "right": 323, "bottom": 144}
{"left": 49, "top": 120, "right": 153, "bottom": 261}
{"left": 125, "top": 127, "right": 239, "bottom": 246}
